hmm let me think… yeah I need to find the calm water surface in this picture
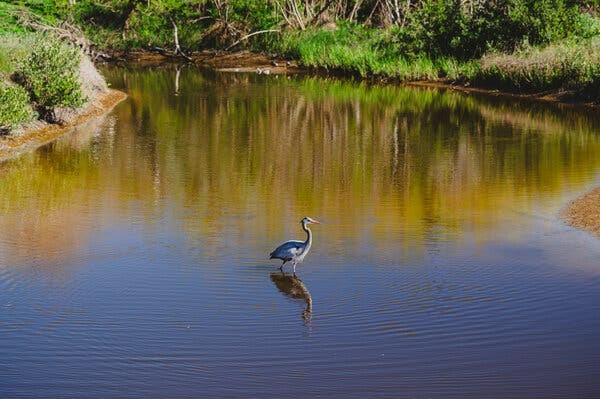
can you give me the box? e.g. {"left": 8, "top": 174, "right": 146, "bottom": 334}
{"left": 1, "top": 67, "right": 600, "bottom": 398}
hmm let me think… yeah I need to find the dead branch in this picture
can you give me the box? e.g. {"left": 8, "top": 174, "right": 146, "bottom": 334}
{"left": 13, "top": 9, "right": 98, "bottom": 57}
{"left": 224, "top": 29, "right": 280, "bottom": 51}
{"left": 168, "top": 15, "right": 192, "bottom": 61}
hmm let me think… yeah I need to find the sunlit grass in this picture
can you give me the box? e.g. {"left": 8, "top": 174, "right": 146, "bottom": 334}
{"left": 276, "top": 25, "right": 469, "bottom": 80}
{"left": 475, "top": 36, "right": 600, "bottom": 96}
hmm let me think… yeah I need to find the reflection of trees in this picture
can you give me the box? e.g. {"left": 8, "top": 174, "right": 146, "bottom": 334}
{"left": 0, "top": 113, "right": 116, "bottom": 267}
{"left": 1, "top": 68, "right": 600, "bottom": 263}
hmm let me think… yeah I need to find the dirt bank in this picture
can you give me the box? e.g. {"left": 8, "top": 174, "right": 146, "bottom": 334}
{"left": 0, "top": 89, "right": 126, "bottom": 162}
{"left": 563, "top": 188, "right": 600, "bottom": 238}
{"left": 108, "top": 50, "right": 303, "bottom": 74}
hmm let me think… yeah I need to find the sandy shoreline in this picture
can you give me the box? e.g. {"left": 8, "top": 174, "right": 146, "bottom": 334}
{"left": 0, "top": 89, "right": 127, "bottom": 163}
{"left": 563, "top": 187, "right": 600, "bottom": 238}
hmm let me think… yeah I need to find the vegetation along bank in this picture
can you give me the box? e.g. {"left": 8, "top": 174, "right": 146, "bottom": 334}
{"left": 1, "top": 0, "right": 598, "bottom": 102}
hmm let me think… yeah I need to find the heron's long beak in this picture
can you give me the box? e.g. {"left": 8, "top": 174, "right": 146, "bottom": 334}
{"left": 311, "top": 219, "right": 321, "bottom": 224}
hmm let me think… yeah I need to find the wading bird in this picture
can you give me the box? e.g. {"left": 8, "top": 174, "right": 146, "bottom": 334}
{"left": 269, "top": 217, "right": 320, "bottom": 274}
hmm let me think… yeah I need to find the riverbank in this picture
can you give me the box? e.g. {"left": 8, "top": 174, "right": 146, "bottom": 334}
{"left": 0, "top": 88, "right": 126, "bottom": 162}
{"left": 104, "top": 49, "right": 600, "bottom": 108}
{"left": 0, "top": 30, "right": 129, "bottom": 161}
{"left": 107, "top": 50, "right": 303, "bottom": 74}
{"left": 2, "top": 1, "right": 599, "bottom": 103}
{"left": 563, "top": 188, "right": 600, "bottom": 238}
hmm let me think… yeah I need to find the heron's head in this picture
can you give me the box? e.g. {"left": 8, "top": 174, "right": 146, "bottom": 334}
{"left": 301, "top": 217, "right": 320, "bottom": 225}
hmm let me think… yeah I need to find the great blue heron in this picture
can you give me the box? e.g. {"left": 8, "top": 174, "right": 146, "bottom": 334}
{"left": 269, "top": 217, "right": 320, "bottom": 274}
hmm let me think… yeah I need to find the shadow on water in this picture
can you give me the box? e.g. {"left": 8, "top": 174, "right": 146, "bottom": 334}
{"left": 270, "top": 272, "right": 313, "bottom": 324}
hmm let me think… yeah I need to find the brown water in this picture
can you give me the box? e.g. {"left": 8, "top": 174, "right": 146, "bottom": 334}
{"left": 1, "top": 67, "right": 600, "bottom": 398}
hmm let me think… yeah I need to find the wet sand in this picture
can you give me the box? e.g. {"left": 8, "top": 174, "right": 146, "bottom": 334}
{"left": 0, "top": 89, "right": 127, "bottom": 162}
{"left": 563, "top": 188, "right": 600, "bottom": 238}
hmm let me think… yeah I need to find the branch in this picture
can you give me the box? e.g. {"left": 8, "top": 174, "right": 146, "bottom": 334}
{"left": 224, "top": 29, "right": 280, "bottom": 51}
{"left": 168, "top": 15, "right": 192, "bottom": 61}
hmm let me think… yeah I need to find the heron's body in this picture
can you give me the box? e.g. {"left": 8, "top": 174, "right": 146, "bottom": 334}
{"left": 270, "top": 217, "right": 319, "bottom": 273}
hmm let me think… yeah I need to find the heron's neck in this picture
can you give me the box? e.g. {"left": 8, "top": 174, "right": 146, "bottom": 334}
{"left": 302, "top": 222, "right": 312, "bottom": 250}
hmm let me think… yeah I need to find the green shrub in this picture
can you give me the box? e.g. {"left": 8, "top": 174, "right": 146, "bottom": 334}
{"left": 0, "top": 80, "right": 35, "bottom": 134}
{"left": 15, "top": 35, "right": 85, "bottom": 122}
{"left": 574, "top": 13, "right": 600, "bottom": 38}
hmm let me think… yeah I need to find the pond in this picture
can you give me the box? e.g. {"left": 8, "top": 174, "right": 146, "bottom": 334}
{"left": 1, "top": 67, "right": 599, "bottom": 398}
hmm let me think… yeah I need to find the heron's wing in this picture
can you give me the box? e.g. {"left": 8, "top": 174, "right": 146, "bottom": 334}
{"left": 270, "top": 240, "right": 304, "bottom": 259}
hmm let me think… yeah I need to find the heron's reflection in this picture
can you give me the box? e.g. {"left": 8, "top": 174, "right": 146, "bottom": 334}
{"left": 270, "top": 272, "right": 312, "bottom": 323}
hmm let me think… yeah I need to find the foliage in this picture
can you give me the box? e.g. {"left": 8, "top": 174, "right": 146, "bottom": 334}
{"left": 273, "top": 23, "right": 481, "bottom": 81}
{"left": 15, "top": 35, "right": 85, "bottom": 122}
{"left": 4, "top": 1, "right": 598, "bottom": 56}
{"left": 388, "top": 0, "right": 588, "bottom": 60}
{"left": 0, "top": 80, "right": 35, "bottom": 133}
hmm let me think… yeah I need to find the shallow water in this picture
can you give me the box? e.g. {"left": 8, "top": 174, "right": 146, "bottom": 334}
{"left": 1, "top": 67, "right": 600, "bottom": 398}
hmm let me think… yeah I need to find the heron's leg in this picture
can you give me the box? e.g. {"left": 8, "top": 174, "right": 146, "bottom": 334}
{"left": 292, "top": 261, "right": 297, "bottom": 275}
{"left": 279, "top": 260, "right": 286, "bottom": 270}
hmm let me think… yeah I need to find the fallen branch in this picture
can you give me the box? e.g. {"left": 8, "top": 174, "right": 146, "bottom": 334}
{"left": 224, "top": 29, "right": 280, "bottom": 51}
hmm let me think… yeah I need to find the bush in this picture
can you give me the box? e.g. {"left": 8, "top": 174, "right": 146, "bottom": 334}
{"left": 0, "top": 80, "right": 35, "bottom": 133}
{"left": 15, "top": 35, "right": 85, "bottom": 122}
{"left": 574, "top": 13, "right": 600, "bottom": 38}
{"left": 391, "top": 0, "right": 587, "bottom": 60}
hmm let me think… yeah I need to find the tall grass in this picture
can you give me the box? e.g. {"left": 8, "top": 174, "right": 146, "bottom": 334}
{"left": 475, "top": 37, "right": 600, "bottom": 98}
{"left": 273, "top": 24, "right": 477, "bottom": 81}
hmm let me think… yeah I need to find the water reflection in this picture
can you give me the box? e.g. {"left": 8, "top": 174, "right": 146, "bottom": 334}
{"left": 0, "top": 67, "right": 598, "bottom": 267}
{"left": 0, "top": 67, "right": 599, "bottom": 399}
{"left": 270, "top": 272, "right": 313, "bottom": 323}
{"left": 0, "top": 68, "right": 597, "bottom": 269}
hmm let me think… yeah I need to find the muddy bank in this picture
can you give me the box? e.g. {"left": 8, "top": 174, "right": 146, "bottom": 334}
{"left": 406, "top": 81, "right": 599, "bottom": 108}
{"left": 563, "top": 188, "right": 600, "bottom": 238}
{"left": 0, "top": 89, "right": 126, "bottom": 162}
{"left": 108, "top": 50, "right": 303, "bottom": 74}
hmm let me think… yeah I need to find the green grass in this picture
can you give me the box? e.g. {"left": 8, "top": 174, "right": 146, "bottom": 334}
{"left": 475, "top": 36, "right": 600, "bottom": 98}
{"left": 269, "top": 24, "right": 599, "bottom": 101}
{"left": 272, "top": 24, "right": 476, "bottom": 81}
